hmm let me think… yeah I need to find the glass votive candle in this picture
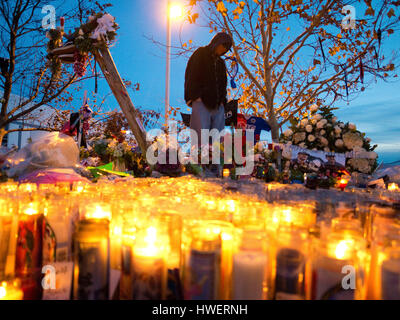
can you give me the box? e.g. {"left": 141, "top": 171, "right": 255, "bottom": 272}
{"left": 271, "top": 226, "right": 310, "bottom": 300}
{"left": 232, "top": 227, "right": 268, "bottom": 300}
{"left": 0, "top": 278, "right": 23, "bottom": 300}
{"left": 311, "top": 231, "right": 367, "bottom": 300}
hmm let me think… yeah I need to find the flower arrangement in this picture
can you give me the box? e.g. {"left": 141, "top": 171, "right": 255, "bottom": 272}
{"left": 280, "top": 105, "right": 378, "bottom": 174}
{"left": 46, "top": 29, "right": 63, "bottom": 79}
{"left": 46, "top": 12, "right": 119, "bottom": 79}
{"left": 106, "top": 139, "right": 131, "bottom": 159}
{"left": 72, "top": 13, "right": 119, "bottom": 54}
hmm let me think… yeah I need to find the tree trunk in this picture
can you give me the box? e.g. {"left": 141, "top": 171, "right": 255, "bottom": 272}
{"left": 269, "top": 117, "right": 280, "bottom": 143}
{"left": 0, "top": 128, "right": 6, "bottom": 147}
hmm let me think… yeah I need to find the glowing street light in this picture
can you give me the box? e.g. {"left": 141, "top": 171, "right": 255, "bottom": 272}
{"left": 169, "top": 3, "right": 183, "bottom": 19}
{"left": 165, "top": 1, "right": 184, "bottom": 127}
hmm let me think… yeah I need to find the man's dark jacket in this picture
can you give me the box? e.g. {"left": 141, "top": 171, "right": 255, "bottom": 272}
{"left": 184, "top": 33, "right": 232, "bottom": 110}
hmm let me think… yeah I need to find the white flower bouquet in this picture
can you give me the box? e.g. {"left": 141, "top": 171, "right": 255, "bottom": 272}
{"left": 280, "top": 105, "right": 378, "bottom": 174}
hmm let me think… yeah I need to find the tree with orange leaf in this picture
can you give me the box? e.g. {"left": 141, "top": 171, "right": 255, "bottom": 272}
{"left": 185, "top": 0, "right": 400, "bottom": 141}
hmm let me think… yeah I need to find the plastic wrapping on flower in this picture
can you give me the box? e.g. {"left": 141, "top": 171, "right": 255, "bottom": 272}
{"left": 4, "top": 132, "right": 79, "bottom": 178}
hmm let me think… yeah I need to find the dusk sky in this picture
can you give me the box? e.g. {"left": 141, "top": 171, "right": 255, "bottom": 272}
{"left": 67, "top": 0, "right": 399, "bottom": 163}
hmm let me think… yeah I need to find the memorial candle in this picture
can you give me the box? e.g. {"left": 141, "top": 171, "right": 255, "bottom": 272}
{"left": 0, "top": 200, "right": 13, "bottom": 278}
{"left": 380, "top": 248, "right": 400, "bottom": 300}
{"left": 273, "top": 227, "right": 309, "bottom": 300}
{"left": 131, "top": 226, "right": 167, "bottom": 300}
{"left": 72, "top": 203, "right": 111, "bottom": 300}
{"left": 0, "top": 279, "right": 23, "bottom": 300}
{"left": 15, "top": 201, "right": 45, "bottom": 300}
{"left": 312, "top": 232, "right": 367, "bottom": 300}
{"left": 184, "top": 223, "right": 221, "bottom": 300}
{"left": 232, "top": 228, "right": 267, "bottom": 300}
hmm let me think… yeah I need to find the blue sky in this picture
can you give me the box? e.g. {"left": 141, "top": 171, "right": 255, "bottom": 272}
{"left": 66, "top": 0, "right": 399, "bottom": 163}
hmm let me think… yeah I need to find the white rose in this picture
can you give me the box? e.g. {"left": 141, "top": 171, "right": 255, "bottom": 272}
{"left": 334, "top": 126, "right": 342, "bottom": 134}
{"left": 319, "top": 137, "right": 329, "bottom": 146}
{"left": 335, "top": 139, "right": 344, "bottom": 148}
{"left": 343, "top": 132, "right": 363, "bottom": 150}
{"left": 316, "top": 120, "right": 325, "bottom": 129}
{"left": 308, "top": 134, "right": 316, "bottom": 142}
{"left": 306, "top": 125, "right": 313, "bottom": 133}
{"left": 320, "top": 130, "right": 326, "bottom": 136}
{"left": 313, "top": 114, "right": 323, "bottom": 121}
{"left": 300, "top": 119, "right": 308, "bottom": 127}
{"left": 310, "top": 104, "right": 319, "bottom": 112}
{"left": 293, "top": 132, "right": 306, "bottom": 144}
{"left": 339, "top": 123, "right": 345, "bottom": 129}
{"left": 348, "top": 123, "right": 356, "bottom": 130}
{"left": 283, "top": 129, "right": 293, "bottom": 137}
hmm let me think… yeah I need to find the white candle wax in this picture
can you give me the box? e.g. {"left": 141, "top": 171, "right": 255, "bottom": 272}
{"left": 232, "top": 251, "right": 267, "bottom": 300}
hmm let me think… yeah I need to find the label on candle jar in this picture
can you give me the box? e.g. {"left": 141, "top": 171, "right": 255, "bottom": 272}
{"left": 132, "top": 255, "right": 164, "bottom": 300}
{"left": 232, "top": 251, "right": 267, "bottom": 300}
{"left": 15, "top": 215, "right": 45, "bottom": 278}
{"left": 74, "top": 240, "right": 110, "bottom": 300}
{"left": 274, "top": 248, "right": 306, "bottom": 300}
{"left": 0, "top": 216, "right": 12, "bottom": 276}
{"left": 314, "top": 257, "right": 355, "bottom": 300}
{"left": 187, "top": 249, "right": 220, "bottom": 300}
{"left": 42, "top": 218, "right": 57, "bottom": 264}
{"left": 166, "top": 268, "right": 183, "bottom": 300}
{"left": 120, "top": 244, "right": 133, "bottom": 300}
{"left": 381, "top": 259, "right": 400, "bottom": 300}
{"left": 42, "top": 262, "right": 73, "bottom": 300}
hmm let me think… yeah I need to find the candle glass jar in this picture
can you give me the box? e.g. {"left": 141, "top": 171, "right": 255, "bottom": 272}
{"left": 158, "top": 210, "right": 183, "bottom": 300}
{"left": 182, "top": 220, "right": 233, "bottom": 300}
{"left": 232, "top": 227, "right": 268, "bottom": 300}
{"left": 379, "top": 247, "right": 400, "bottom": 300}
{"left": 0, "top": 278, "right": 23, "bottom": 300}
{"left": 367, "top": 222, "right": 400, "bottom": 299}
{"left": 130, "top": 222, "right": 169, "bottom": 300}
{"left": 311, "top": 232, "right": 367, "bottom": 300}
{"left": 0, "top": 199, "right": 15, "bottom": 279}
{"left": 270, "top": 226, "right": 310, "bottom": 300}
{"left": 15, "top": 201, "right": 45, "bottom": 300}
{"left": 72, "top": 218, "right": 110, "bottom": 300}
{"left": 43, "top": 197, "right": 72, "bottom": 263}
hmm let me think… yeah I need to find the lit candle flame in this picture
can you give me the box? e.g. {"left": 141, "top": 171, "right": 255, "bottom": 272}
{"left": 388, "top": 183, "right": 399, "bottom": 191}
{"left": 0, "top": 286, "right": 6, "bottom": 299}
{"left": 24, "top": 204, "right": 38, "bottom": 216}
{"left": 85, "top": 205, "right": 111, "bottom": 220}
{"left": 223, "top": 169, "right": 230, "bottom": 177}
{"left": 334, "top": 239, "right": 354, "bottom": 260}
{"left": 136, "top": 226, "right": 160, "bottom": 257}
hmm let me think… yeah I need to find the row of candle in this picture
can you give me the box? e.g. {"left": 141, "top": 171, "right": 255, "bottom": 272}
{"left": 0, "top": 177, "right": 399, "bottom": 300}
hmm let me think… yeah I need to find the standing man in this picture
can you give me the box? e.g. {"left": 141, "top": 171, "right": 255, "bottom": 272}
{"left": 184, "top": 32, "right": 233, "bottom": 176}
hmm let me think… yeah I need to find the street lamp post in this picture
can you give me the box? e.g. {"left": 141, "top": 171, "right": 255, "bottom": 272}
{"left": 165, "top": 0, "right": 171, "bottom": 128}
{"left": 165, "top": 1, "right": 183, "bottom": 128}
